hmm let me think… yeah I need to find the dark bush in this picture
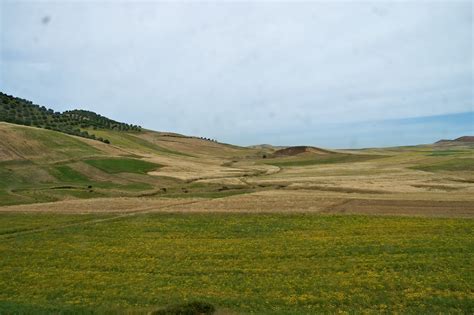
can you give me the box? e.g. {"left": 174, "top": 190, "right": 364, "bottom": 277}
{"left": 151, "top": 301, "right": 215, "bottom": 315}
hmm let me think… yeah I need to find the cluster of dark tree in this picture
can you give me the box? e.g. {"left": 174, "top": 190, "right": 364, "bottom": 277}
{"left": 0, "top": 92, "right": 142, "bottom": 144}
{"left": 63, "top": 109, "right": 141, "bottom": 132}
{"left": 199, "top": 136, "right": 218, "bottom": 142}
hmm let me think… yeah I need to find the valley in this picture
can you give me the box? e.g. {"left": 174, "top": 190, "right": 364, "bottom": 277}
{"left": 0, "top": 109, "right": 473, "bottom": 314}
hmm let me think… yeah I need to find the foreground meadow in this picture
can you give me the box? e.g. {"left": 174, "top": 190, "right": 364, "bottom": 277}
{"left": 0, "top": 212, "right": 472, "bottom": 314}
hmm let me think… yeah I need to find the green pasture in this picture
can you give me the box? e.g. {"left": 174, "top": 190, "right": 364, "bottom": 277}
{"left": 0, "top": 213, "right": 472, "bottom": 314}
{"left": 84, "top": 158, "right": 162, "bottom": 174}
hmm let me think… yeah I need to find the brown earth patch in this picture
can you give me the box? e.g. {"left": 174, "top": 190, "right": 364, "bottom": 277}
{"left": 326, "top": 199, "right": 474, "bottom": 217}
{"left": 288, "top": 184, "right": 387, "bottom": 194}
{"left": 169, "top": 190, "right": 474, "bottom": 218}
{"left": 410, "top": 184, "right": 464, "bottom": 191}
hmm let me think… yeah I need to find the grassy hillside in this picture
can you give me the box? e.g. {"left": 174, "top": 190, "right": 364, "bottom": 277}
{"left": 2, "top": 119, "right": 474, "bottom": 208}
{"left": 0, "top": 91, "right": 142, "bottom": 143}
{"left": 1, "top": 120, "right": 474, "bottom": 207}
{"left": 0, "top": 122, "right": 261, "bottom": 206}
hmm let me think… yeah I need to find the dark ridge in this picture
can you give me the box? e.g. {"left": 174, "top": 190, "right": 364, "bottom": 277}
{"left": 454, "top": 136, "right": 474, "bottom": 142}
{"left": 435, "top": 136, "right": 474, "bottom": 144}
{"left": 434, "top": 139, "right": 451, "bottom": 144}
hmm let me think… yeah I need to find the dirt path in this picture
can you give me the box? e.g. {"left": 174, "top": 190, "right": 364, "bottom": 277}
{"left": 0, "top": 200, "right": 204, "bottom": 240}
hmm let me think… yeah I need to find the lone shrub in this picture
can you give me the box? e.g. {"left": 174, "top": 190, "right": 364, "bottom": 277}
{"left": 151, "top": 301, "right": 215, "bottom": 315}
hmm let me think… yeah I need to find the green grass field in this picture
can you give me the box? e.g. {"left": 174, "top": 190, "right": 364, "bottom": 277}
{"left": 0, "top": 213, "right": 472, "bottom": 314}
{"left": 412, "top": 158, "right": 474, "bottom": 172}
{"left": 428, "top": 150, "right": 470, "bottom": 156}
{"left": 50, "top": 165, "right": 90, "bottom": 182}
{"left": 84, "top": 158, "right": 162, "bottom": 174}
{"left": 0, "top": 160, "right": 161, "bottom": 206}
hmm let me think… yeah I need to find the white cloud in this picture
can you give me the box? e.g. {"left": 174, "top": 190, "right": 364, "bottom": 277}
{"left": 0, "top": 0, "right": 472, "bottom": 146}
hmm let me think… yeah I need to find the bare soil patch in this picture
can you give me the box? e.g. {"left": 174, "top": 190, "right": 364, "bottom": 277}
{"left": 326, "top": 199, "right": 474, "bottom": 217}
{"left": 172, "top": 190, "right": 474, "bottom": 218}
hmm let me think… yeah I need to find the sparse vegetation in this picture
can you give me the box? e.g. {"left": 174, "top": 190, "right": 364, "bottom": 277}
{"left": 199, "top": 136, "right": 218, "bottom": 143}
{"left": 265, "top": 154, "right": 386, "bottom": 167}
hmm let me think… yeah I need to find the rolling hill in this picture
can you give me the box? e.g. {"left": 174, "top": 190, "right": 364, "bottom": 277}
{"left": 1, "top": 94, "right": 473, "bottom": 315}
{"left": 1, "top": 91, "right": 473, "bottom": 210}
{"left": 0, "top": 120, "right": 263, "bottom": 206}
{"left": 0, "top": 88, "right": 265, "bottom": 206}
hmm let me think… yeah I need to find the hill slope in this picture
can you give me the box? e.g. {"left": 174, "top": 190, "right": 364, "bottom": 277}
{"left": 435, "top": 136, "right": 474, "bottom": 145}
{"left": 0, "top": 121, "right": 261, "bottom": 206}
{"left": 273, "top": 146, "right": 334, "bottom": 156}
{"left": 2, "top": 92, "right": 472, "bottom": 210}
{"left": 0, "top": 92, "right": 142, "bottom": 143}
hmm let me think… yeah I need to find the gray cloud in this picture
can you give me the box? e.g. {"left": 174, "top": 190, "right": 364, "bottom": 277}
{"left": 0, "top": 1, "right": 472, "bottom": 147}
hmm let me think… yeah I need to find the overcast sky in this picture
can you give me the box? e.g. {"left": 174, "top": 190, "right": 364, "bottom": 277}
{"left": 1, "top": 1, "right": 472, "bottom": 148}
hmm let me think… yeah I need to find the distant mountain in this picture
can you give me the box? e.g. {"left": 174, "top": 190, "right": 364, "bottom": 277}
{"left": 435, "top": 136, "right": 474, "bottom": 145}
{"left": 453, "top": 136, "right": 474, "bottom": 142}
{"left": 0, "top": 92, "right": 143, "bottom": 144}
